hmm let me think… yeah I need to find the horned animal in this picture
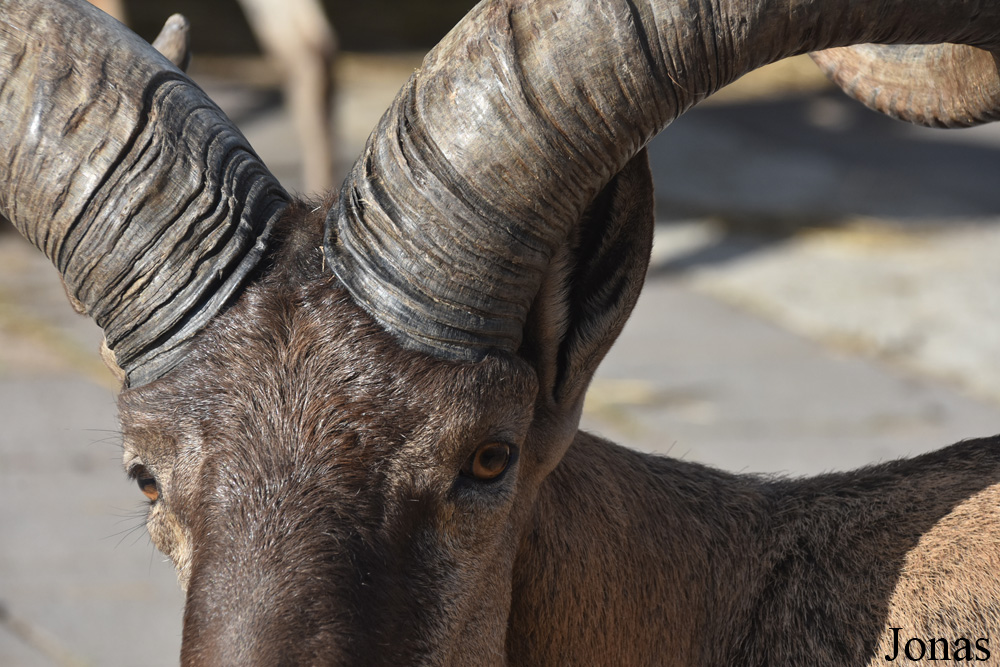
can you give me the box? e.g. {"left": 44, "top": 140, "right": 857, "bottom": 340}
{"left": 2, "top": 0, "right": 1000, "bottom": 664}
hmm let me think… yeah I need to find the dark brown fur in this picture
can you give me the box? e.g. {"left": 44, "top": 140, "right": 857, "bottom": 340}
{"left": 118, "top": 163, "right": 1000, "bottom": 666}
{"left": 122, "top": 202, "right": 541, "bottom": 665}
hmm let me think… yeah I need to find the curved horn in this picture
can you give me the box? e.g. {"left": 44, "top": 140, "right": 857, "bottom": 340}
{"left": 0, "top": 0, "right": 288, "bottom": 386}
{"left": 324, "top": 0, "right": 1000, "bottom": 361}
{"left": 810, "top": 44, "right": 1000, "bottom": 128}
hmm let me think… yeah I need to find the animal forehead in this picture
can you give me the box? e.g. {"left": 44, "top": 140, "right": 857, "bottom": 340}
{"left": 120, "top": 284, "right": 539, "bottom": 462}
{"left": 204, "top": 296, "right": 536, "bottom": 431}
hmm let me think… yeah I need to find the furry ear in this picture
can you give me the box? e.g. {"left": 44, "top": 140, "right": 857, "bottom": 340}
{"left": 520, "top": 149, "right": 654, "bottom": 414}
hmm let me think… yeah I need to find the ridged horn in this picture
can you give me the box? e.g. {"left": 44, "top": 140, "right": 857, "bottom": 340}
{"left": 0, "top": 0, "right": 289, "bottom": 386}
{"left": 811, "top": 44, "right": 1000, "bottom": 128}
{"left": 324, "top": 0, "right": 1000, "bottom": 361}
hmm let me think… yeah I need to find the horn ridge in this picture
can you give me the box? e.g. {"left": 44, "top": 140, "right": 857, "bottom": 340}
{"left": 811, "top": 44, "right": 1000, "bottom": 128}
{"left": 0, "top": 0, "right": 289, "bottom": 386}
{"left": 324, "top": 0, "right": 1000, "bottom": 361}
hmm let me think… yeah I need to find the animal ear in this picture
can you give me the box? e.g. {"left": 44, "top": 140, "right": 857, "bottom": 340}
{"left": 520, "top": 149, "right": 654, "bottom": 416}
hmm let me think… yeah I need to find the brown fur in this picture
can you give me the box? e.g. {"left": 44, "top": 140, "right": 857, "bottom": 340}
{"left": 115, "top": 161, "right": 1000, "bottom": 665}
{"left": 122, "top": 201, "right": 541, "bottom": 665}
{"left": 511, "top": 433, "right": 1000, "bottom": 665}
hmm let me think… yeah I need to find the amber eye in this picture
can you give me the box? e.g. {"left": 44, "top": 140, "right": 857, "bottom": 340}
{"left": 461, "top": 443, "right": 512, "bottom": 481}
{"left": 130, "top": 465, "right": 159, "bottom": 502}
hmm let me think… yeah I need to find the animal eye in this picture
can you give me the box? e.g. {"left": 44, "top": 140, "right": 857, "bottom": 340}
{"left": 129, "top": 465, "right": 159, "bottom": 502}
{"left": 461, "top": 443, "right": 512, "bottom": 481}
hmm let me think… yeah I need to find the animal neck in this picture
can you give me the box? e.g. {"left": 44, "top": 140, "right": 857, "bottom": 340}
{"left": 508, "top": 433, "right": 1000, "bottom": 665}
{"left": 508, "top": 432, "right": 770, "bottom": 664}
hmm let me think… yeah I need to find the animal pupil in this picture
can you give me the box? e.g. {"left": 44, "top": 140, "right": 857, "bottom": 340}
{"left": 466, "top": 443, "right": 511, "bottom": 480}
{"left": 135, "top": 470, "right": 159, "bottom": 502}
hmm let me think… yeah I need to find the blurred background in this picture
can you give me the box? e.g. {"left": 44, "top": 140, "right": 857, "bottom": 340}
{"left": 4, "top": 0, "right": 1000, "bottom": 664}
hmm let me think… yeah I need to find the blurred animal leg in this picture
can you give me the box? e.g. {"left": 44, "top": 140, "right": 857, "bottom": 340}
{"left": 238, "top": 0, "right": 338, "bottom": 193}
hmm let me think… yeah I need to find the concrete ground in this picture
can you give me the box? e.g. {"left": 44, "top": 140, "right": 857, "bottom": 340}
{"left": 3, "top": 49, "right": 1000, "bottom": 665}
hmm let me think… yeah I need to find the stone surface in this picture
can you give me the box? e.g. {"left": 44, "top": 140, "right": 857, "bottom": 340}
{"left": 0, "top": 375, "right": 184, "bottom": 666}
{"left": 582, "top": 274, "right": 1000, "bottom": 475}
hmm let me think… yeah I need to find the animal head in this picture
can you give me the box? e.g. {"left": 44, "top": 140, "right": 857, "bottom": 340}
{"left": 119, "top": 147, "right": 654, "bottom": 662}
{"left": 2, "top": 0, "right": 999, "bottom": 663}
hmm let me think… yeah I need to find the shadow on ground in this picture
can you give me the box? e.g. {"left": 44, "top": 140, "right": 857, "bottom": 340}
{"left": 648, "top": 89, "right": 1000, "bottom": 274}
